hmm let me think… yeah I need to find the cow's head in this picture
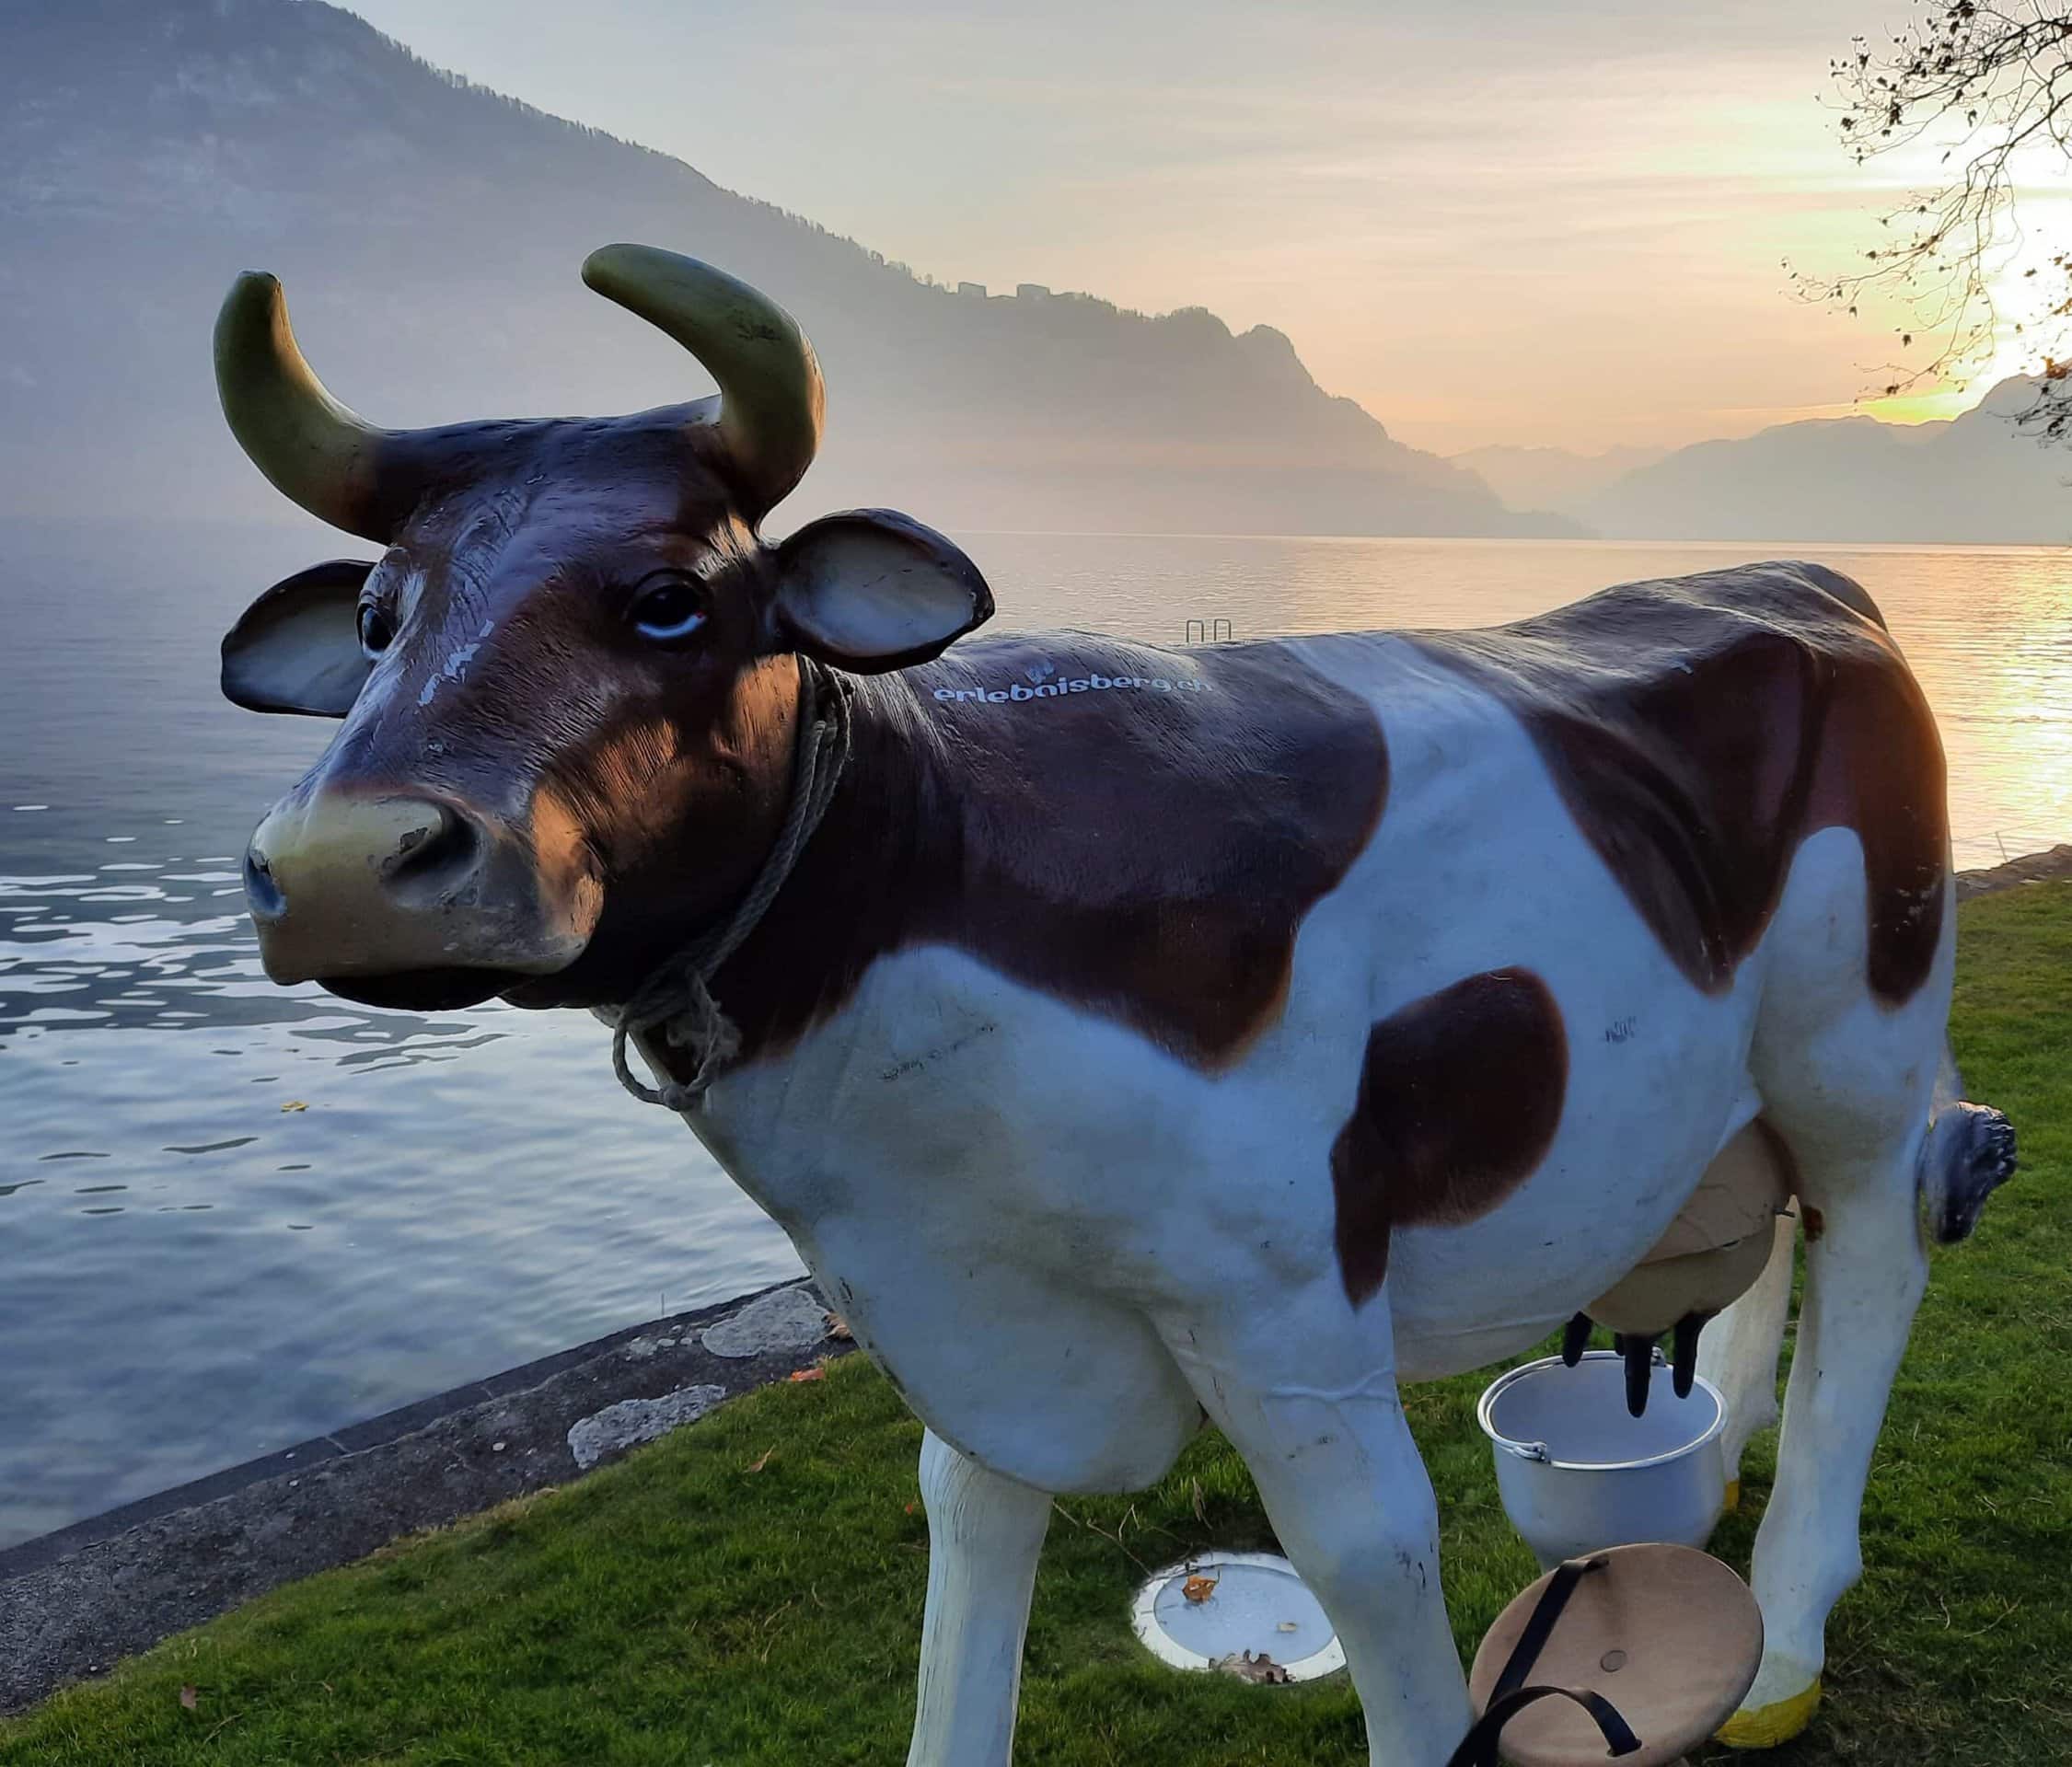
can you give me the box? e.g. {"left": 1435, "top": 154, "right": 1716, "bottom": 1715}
{"left": 218, "top": 247, "right": 991, "bottom": 1012}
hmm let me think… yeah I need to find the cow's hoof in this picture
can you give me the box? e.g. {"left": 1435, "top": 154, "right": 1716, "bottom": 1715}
{"left": 1716, "top": 1677, "right": 1820, "bottom": 1748}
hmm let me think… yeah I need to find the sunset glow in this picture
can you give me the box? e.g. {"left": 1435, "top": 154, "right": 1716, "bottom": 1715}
{"left": 335, "top": 0, "right": 2072, "bottom": 456}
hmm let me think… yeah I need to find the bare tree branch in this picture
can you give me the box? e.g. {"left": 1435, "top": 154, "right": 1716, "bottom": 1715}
{"left": 1799, "top": 2, "right": 2072, "bottom": 441}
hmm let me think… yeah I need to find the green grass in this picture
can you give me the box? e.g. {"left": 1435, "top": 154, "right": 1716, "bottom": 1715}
{"left": 8, "top": 885, "right": 2072, "bottom": 1766}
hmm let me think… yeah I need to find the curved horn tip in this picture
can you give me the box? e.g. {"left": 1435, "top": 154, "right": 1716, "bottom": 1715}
{"left": 580, "top": 243, "right": 648, "bottom": 293}
{"left": 579, "top": 243, "right": 712, "bottom": 305}
{"left": 214, "top": 271, "right": 284, "bottom": 348}
{"left": 578, "top": 243, "right": 824, "bottom": 515}
{"left": 579, "top": 245, "right": 781, "bottom": 328}
{"left": 213, "top": 269, "right": 399, "bottom": 543}
{"left": 582, "top": 241, "right": 723, "bottom": 273}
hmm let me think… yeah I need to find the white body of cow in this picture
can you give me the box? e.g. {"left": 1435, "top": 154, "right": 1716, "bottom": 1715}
{"left": 649, "top": 626, "right": 1953, "bottom": 1766}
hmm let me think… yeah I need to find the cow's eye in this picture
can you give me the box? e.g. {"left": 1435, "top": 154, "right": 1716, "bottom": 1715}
{"left": 630, "top": 575, "right": 709, "bottom": 643}
{"left": 358, "top": 605, "right": 395, "bottom": 656}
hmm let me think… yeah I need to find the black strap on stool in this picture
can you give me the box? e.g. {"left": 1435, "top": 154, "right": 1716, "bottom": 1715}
{"left": 1444, "top": 1555, "right": 1643, "bottom": 1767}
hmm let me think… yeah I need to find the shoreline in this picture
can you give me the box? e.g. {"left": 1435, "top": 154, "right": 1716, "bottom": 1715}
{"left": 1952, "top": 841, "right": 2072, "bottom": 901}
{"left": 0, "top": 1279, "right": 849, "bottom": 1715}
{"left": 6, "top": 842, "right": 2069, "bottom": 1716}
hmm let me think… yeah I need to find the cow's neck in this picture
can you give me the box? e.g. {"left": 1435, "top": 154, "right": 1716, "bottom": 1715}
{"left": 641, "top": 632, "right": 1390, "bottom": 1091}
{"left": 643, "top": 667, "right": 949, "bottom": 1082}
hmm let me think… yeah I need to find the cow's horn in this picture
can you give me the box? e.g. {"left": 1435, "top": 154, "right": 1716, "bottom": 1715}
{"left": 581, "top": 245, "right": 824, "bottom": 518}
{"left": 214, "top": 272, "right": 411, "bottom": 543}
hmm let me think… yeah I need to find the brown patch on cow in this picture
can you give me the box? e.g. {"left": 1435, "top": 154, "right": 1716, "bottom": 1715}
{"left": 1800, "top": 1203, "right": 1826, "bottom": 1244}
{"left": 1412, "top": 561, "right": 1946, "bottom": 1007}
{"left": 656, "top": 637, "right": 1389, "bottom": 1077}
{"left": 1330, "top": 968, "right": 1568, "bottom": 1308}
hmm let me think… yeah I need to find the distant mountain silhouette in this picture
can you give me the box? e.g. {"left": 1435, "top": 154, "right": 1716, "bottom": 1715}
{"left": 0, "top": 0, "right": 1572, "bottom": 543}
{"left": 1451, "top": 445, "right": 1668, "bottom": 520}
{"left": 1557, "top": 382, "right": 2071, "bottom": 543}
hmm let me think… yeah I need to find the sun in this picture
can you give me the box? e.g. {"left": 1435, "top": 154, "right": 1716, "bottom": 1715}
{"left": 1863, "top": 335, "right": 2040, "bottom": 426}
{"left": 1860, "top": 198, "right": 2072, "bottom": 428}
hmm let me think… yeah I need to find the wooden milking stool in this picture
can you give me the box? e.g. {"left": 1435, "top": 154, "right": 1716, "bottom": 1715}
{"left": 1448, "top": 1545, "right": 1764, "bottom": 1767}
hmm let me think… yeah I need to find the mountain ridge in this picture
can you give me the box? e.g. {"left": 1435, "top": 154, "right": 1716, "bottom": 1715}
{"left": 1581, "top": 384, "right": 2072, "bottom": 542}
{"left": 1457, "top": 386, "right": 2071, "bottom": 543}
{"left": 0, "top": 0, "right": 1574, "bottom": 541}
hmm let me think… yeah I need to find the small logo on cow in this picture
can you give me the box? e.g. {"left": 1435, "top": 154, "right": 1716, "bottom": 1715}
{"left": 932, "top": 664, "right": 1212, "bottom": 709}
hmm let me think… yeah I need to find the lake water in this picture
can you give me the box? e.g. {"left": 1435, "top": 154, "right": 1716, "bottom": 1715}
{"left": 5, "top": 525, "right": 2070, "bottom": 1548}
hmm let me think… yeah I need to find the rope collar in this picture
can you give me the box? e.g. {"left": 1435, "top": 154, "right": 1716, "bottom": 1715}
{"left": 609, "top": 656, "right": 855, "bottom": 1114}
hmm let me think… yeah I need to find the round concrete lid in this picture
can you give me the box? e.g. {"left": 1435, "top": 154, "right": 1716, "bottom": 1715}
{"left": 1130, "top": 1551, "right": 1346, "bottom": 1683}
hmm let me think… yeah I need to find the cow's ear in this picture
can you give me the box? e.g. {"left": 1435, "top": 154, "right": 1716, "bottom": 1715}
{"left": 770, "top": 510, "right": 992, "bottom": 673}
{"left": 221, "top": 560, "right": 377, "bottom": 717}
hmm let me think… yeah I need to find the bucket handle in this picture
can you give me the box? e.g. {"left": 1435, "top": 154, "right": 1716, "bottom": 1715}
{"left": 1492, "top": 1438, "right": 1552, "bottom": 1464}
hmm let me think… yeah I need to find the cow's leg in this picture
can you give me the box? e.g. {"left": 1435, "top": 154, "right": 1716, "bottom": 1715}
{"left": 1164, "top": 1299, "right": 1471, "bottom": 1767}
{"left": 1719, "top": 1138, "right": 1925, "bottom": 1743}
{"left": 906, "top": 1427, "right": 1053, "bottom": 1767}
{"left": 1696, "top": 1210, "right": 1796, "bottom": 1508}
{"left": 1724, "top": 837, "right": 1953, "bottom": 1744}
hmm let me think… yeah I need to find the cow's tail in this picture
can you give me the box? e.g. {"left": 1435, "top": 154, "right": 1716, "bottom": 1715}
{"left": 1918, "top": 1041, "right": 2017, "bottom": 1244}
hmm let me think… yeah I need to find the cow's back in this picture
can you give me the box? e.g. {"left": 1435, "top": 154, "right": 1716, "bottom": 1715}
{"left": 1403, "top": 560, "right": 1947, "bottom": 1007}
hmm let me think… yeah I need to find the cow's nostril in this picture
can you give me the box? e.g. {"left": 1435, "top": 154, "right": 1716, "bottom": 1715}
{"left": 244, "top": 848, "right": 284, "bottom": 917}
{"left": 383, "top": 802, "right": 484, "bottom": 898}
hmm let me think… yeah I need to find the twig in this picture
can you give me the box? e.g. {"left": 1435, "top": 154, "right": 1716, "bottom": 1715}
{"left": 1050, "top": 1501, "right": 1151, "bottom": 1573}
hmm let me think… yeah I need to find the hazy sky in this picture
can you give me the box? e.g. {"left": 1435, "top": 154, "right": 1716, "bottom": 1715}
{"left": 343, "top": 0, "right": 2067, "bottom": 455}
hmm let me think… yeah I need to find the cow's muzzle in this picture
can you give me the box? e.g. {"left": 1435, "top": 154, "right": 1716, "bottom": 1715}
{"left": 243, "top": 790, "right": 601, "bottom": 1008}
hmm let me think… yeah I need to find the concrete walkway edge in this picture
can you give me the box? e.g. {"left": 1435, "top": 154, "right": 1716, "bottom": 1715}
{"left": 0, "top": 1277, "right": 849, "bottom": 1713}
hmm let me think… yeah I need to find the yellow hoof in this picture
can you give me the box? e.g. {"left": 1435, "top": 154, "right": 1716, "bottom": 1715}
{"left": 1716, "top": 1679, "right": 1821, "bottom": 1748}
{"left": 1721, "top": 1478, "right": 1742, "bottom": 1514}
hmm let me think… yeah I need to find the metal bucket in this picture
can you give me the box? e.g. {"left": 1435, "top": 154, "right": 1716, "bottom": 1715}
{"left": 1477, "top": 1350, "right": 1728, "bottom": 1569}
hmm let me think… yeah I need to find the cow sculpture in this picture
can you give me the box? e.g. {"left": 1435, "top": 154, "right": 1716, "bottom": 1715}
{"left": 215, "top": 246, "right": 2014, "bottom": 1765}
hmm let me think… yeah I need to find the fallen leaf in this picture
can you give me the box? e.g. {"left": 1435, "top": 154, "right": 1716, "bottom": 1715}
{"left": 788, "top": 1366, "right": 827, "bottom": 1383}
{"left": 1182, "top": 1574, "right": 1219, "bottom": 1603}
{"left": 179, "top": 1685, "right": 198, "bottom": 1710}
{"left": 1278, "top": 1621, "right": 1300, "bottom": 1633}
{"left": 279, "top": 1101, "right": 307, "bottom": 1113}
{"left": 824, "top": 1311, "right": 853, "bottom": 1341}
{"left": 746, "top": 1446, "right": 775, "bottom": 1472}
{"left": 1212, "top": 1649, "right": 1291, "bottom": 1685}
